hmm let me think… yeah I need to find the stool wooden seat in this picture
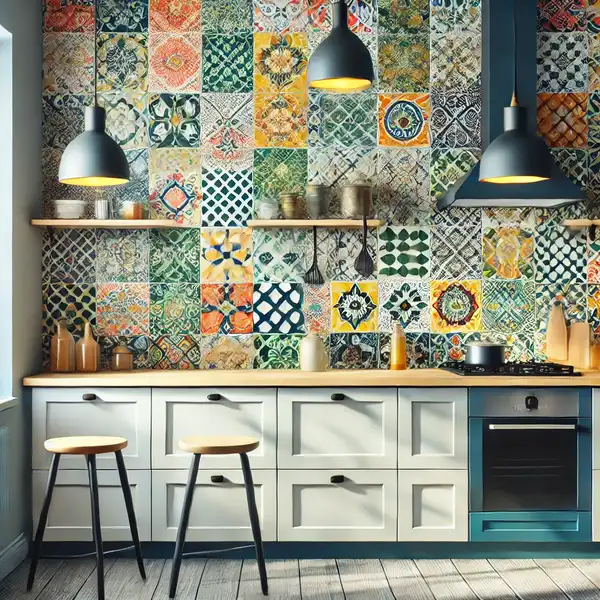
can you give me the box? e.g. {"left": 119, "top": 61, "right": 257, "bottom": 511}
{"left": 179, "top": 435, "right": 259, "bottom": 455}
{"left": 44, "top": 436, "right": 128, "bottom": 455}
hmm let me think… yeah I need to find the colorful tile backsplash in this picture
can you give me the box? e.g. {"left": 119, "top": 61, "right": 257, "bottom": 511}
{"left": 41, "top": 0, "right": 600, "bottom": 369}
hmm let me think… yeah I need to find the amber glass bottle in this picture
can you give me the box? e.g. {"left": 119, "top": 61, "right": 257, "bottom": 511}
{"left": 50, "top": 318, "right": 75, "bottom": 373}
{"left": 76, "top": 321, "right": 99, "bottom": 372}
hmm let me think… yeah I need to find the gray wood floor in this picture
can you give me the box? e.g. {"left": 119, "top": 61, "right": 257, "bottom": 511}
{"left": 4, "top": 558, "right": 600, "bottom": 599}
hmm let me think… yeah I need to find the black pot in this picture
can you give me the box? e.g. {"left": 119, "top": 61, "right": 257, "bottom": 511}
{"left": 465, "top": 342, "right": 506, "bottom": 367}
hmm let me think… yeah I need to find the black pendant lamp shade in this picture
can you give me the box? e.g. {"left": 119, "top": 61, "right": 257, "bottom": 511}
{"left": 308, "top": 0, "right": 374, "bottom": 93}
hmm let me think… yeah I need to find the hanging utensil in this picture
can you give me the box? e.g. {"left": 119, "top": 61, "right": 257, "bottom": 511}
{"left": 304, "top": 226, "right": 325, "bottom": 285}
{"left": 354, "top": 216, "right": 374, "bottom": 277}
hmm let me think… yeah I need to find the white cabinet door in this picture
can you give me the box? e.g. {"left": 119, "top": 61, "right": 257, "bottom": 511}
{"left": 593, "top": 389, "right": 600, "bottom": 470}
{"left": 32, "top": 469, "right": 151, "bottom": 542}
{"left": 593, "top": 471, "right": 600, "bottom": 542}
{"left": 152, "top": 388, "right": 276, "bottom": 469}
{"left": 398, "top": 470, "right": 468, "bottom": 542}
{"left": 398, "top": 388, "right": 468, "bottom": 469}
{"left": 152, "top": 469, "right": 276, "bottom": 542}
{"left": 32, "top": 388, "right": 151, "bottom": 470}
{"left": 278, "top": 469, "right": 397, "bottom": 542}
{"left": 278, "top": 388, "right": 397, "bottom": 469}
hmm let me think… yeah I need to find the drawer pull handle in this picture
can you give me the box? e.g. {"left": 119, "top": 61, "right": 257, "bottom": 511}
{"left": 82, "top": 393, "right": 97, "bottom": 401}
{"left": 211, "top": 475, "right": 224, "bottom": 483}
{"left": 525, "top": 395, "right": 539, "bottom": 411}
{"left": 330, "top": 475, "right": 345, "bottom": 484}
{"left": 207, "top": 394, "right": 221, "bottom": 401}
{"left": 331, "top": 393, "right": 345, "bottom": 401}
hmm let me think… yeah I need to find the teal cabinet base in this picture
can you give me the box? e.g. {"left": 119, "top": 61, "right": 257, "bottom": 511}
{"left": 470, "top": 512, "right": 592, "bottom": 542}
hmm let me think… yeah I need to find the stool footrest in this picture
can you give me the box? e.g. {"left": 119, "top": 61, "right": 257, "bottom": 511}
{"left": 41, "top": 544, "right": 135, "bottom": 560}
{"left": 182, "top": 544, "right": 254, "bottom": 558}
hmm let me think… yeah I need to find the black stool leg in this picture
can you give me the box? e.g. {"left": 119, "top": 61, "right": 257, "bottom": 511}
{"left": 169, "top": 453, "right": 200, "bottom": 599}
{"left": 27, "top": 453, "right": 61, "bottom": 590}
{"left": 240, "top": 452, "right": 268, "bottom": 596}
{"left": 87, "top": 454, "right": 105, "bottom": 600}
{"left": 115, "top": 450, "right": 146, "bottom": 580}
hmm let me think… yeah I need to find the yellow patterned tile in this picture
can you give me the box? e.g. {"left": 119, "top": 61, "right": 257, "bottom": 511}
{"left": 331, "top": 281, "right": 378, "bottom": 332}
{"left": 254, "top": 92, "right": 308, "bottom": 148}
{"left": 430, "top": 280, "right": 481, "bottom": 333}
{"left": 378, "top": 93, "right": 430, "bottom": 147}
{"left": 200, "top": 228, "right": 253, "bottom": 282}
{"left": 254, "top": 32, "right": 308, "bottom": 92}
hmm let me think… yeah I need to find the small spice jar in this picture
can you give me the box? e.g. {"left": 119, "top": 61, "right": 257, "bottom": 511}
{"left": 122, "top": 201, "right": 145, "bottom": 220}
{"left": 280, "top": 193, "right": 304, "bottom": 219}
{"left": 112, "top": 345, "right": 134, "bottom": 371}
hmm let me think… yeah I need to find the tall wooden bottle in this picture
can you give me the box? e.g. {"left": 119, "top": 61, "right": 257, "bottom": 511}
{"left": 50, "top": 318, "right": 75, "bottom": 373}
{"left": 546, "top": 298, "right": 568, "bottom": 362}
{"left": 76, "top": 321, "right": 99, "bottom": 372}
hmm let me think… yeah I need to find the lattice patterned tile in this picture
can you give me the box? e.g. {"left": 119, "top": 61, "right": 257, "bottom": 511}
{"left": 150, "top": 228, "right": 201, "bottom": 283}
{"left": 378, "top": 93, "right": 430, "bottom": 147}
{"left": 202, "top": 33, "right": 253, "bottom": 93}
{"left": 42, "top": 284, "right": 96, "bottom": 339}
{"left": 589, "top": 92, "right": 600, "bottom": 148}
{"left": 148, "top": 94, "right": 200, "bottom": 147}
{"left": 201, "top": 283, "right": 253, "bottom": 334}
{"left": 482, "top": 227, "right": 535, "bottom": 280}
{"left": 589, "top": 149, "right": 600, "bottom": 198}
{"left": 99, "top": 335, "right": 150, "bottom": 370}
{"left": 590, "top": 34, "right": 600, "bottom": 91}
{"left": 98, "top": 92, "right": 148, "bottom": 149}
{"left": 535, "top": 202, "right": 587, "bottom": 228}
{"left": 253, "top": 148, "right": 308, "bottom": 202}
{"left": 308, "top": 0, "right": 377, "bottom": 33}
{"left": 537, "top": 92, "right": 588, "bottom": 147}
{"left": 201, "top": 228, "right": 253, "bottom": 282}
{"left": 42, "top": 94, "right": 88, "bottom": 149}
{"left": 430, "top": 33, "right": 481, "bottom": 93}
{"left": 326, "top": 229, "right": 378, "bottom": 281}
{"left": 431, "top": 206, "right": 481, "bottom": 229}
{"left": 379, "top": 332, "right": 430, "bottom": 368}
{"left": 96, "top": 229, "right": 148, "bottom": 283}
{"left": 97, "top": 33, "right": 148, "bottom": 92}
{"left": 202, "top": 163, "right": 253, "bottom": 227}
{"left": 431, "top": 0, "right": 481, "bottom": 34}
{"left": 430, "top": 280, "right": 482, "bottom": 333}
{"left": 43, "top": 33, "right": 94, "bottom": 94}
{"left": 431, "top": 224, "right": 481, "bottom": 280}
{"left": 44, "top": 0, "right": 95, "bottom": 32}
{"left": 308, "top": 91, "right": 378, "bottom": 148}
{"left": 551, "top": 148, "right": 589, "bottom": 186}
{"left": 538, "top": 0, "right": 586, "bottom": 32}
{"left": 149, "top": 334, "right": 202, "bottom": 368}
{"left": 331, "top": 281, "right": 378, "bottom": 333}
{"left": 253, "top": 334, "right": 301, "bottom": 369}
{"left": 150, "top": 0, "right": 201, "bottom": 31}
{"left": 378, "top": 0, "right": 428, "bottom": 33}
{"left": 430, "top": 148, "right": 479, "bottom": 200}
{"left": 97, "top": 0, "right": 148, "bottom": 31}
{"left": 253, "top": 229, "right": 309, "bottom": 282}
{"left": 254, "top": 32, "right": 307, "bottom": 92}
{"left": 430, "top": 92, "right": 482, "bottom": 149}
{"left": 378, "top": 280, "right": 429, "bottom": 332}
{"left": 150, "top": 283, "right": 201, "bottom": 335}
{"left": 97, "top": 283, "right": 149, "bottom": 336}
{"left": 430, "top": 332, "right": 481, "bottom": 366}
{"left": 482, "top": 208, "right": 536, "bottom": 230}
{"left": 202, "top": 0, "right": 252, "bottom": 31}
{"left": 303, "top": 284, "right": 330, "bottom": 333}
{"left": 148, "top": 33, "right": 201, "bottom": 92}
{"left": 105, "top": 149, "right": 150, "bottom": 217}
{"left": 378, "top": 34, "right": 429, "bottom": 93}
{"left": 201, "top": 334, "right": 254, "bottom": 369}
{"left": 378, "top": 225, "right": 429, "bottom": 278}
{"left": 482, "top": 280, "right": 535, "bottom": 335}
{"left": 253, "top": 283, "right": 305, "bottom": 333}
{"left": 535, "top": 283, "right": 587, "bottom": 335}
{"left": 537, "top": 32, "right": 588, "bottom": 92}
{"left": 329, "top": 333, "right": 379, "bottom": 369}
{"left": 589, "top": 285, "right": 600, "bottom": 334}
{"left": 42, "top": 148, "right": 95, "bottom": 210}
{"left": 535, "top": 224, "right": 587, "bottom": 283}
{"left": 42, "top": 229, "right": 96, "bottom": 284}
{"left": 254, "top": 93, "right": 308, "bottom": 148}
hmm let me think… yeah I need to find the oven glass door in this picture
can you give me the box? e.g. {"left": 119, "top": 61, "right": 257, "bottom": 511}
{"left": 482, "top": 417, "right": 578, "bottom": 511}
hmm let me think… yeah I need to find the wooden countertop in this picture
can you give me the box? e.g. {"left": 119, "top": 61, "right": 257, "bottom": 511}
{"left": 21, "top": 369, "right": 600, "bottom": 388}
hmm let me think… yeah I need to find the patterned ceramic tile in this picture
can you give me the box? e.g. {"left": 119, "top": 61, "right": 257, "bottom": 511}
{"left": 44, "top": 0, "right": 95, "bottom": 32}
{"left": 378, "top": 34, "right": 429, "bottom": 93}
{"left": 326, "top": 229, "right": 378, "bottom": 281}
{"left": 42, "top": 148, "right": 95, "bottom": 208}
{"left": 588, "top": 285, "right": 600, "bottom": 333}
{"left": 254, "top": 32, "right": 307, "bottom": 92}
{"left": 486, "top": 333, "right": 536, "bottom": 363}
{"left": 43, "top": 33, "right": 94, "bottom": 94}
{"left": 535, "top": 283, "right": 587, "bottom": 334}
{"left": 378, "top": 225, "right": 429, "bottom": 278}
{"left": 308, "top": 92, "right": 378, "bottom": 148}
{"left": 431, "top": 224, "right": 481, "bottom": 279}
{"left": 430, "top": 280, "right": 482, "bottom": 333}
{"left": 149, "top": 228, "right": 200, "bottom": 283}
{"left": 42, "top": 229, "right": 96, "bottom": 284}
{"left": 430, "top": 0, "right": 481, "bottom": 34}
{"left": 537, "top": 32, "right": 588, "bottom": 92}
{"left": 150, "top": 283, "right": 201, "bottom": 335}
{"left": 148, "top": 33, "right": 201, "bottom": 92}
{"left": 303, "top": 283, "right": 330, "bottom": 333}
{"left": 535, "top": 224, "right": 587, "bottom": 283}
{"left": 589, "top": 149, "right": 600, "bottom": 200}
{"left": 589, "top": 235, "right": 600, "bottom": 282}
{"left": 202, "top": 0, "right": 252, "bottom": 31}
{"left": 253, "top": 334, "right": 301, "bottom": 368}
{"left": 201, "top": 334, "right": 254, "bottom": 369}
{"left": 253, "top": 283, "right": 305, "bottom": 333}
{"left": 482, "top": 227, "right": 535, "bottom": 280}
{"left": 99, "top": 335, "right": 150, "bottom": 369}
{"left": 308, "top": 0, "right": 376, "bottom": 33}
{"left": 590, "top": 0, "right": 600, "bottom": 34}
{"left": 379, "top": 332, "right": 430, "bottom": 368}
{"left": 97, "top": 283, "right": 149, "bottom": 336}
{"left": 150, "top": 0, "right": 201, "bottom": 31}
{"left": 202, "top": 163, "right": 253, "bottom": 227}
{"left": 482, "top": 207, "right": 536, "bottom": 230}
{"left": 430, "top": 92, "right": 481, "bottom": 149}
{"left": 430, "top": 332, "right": 481, "bottom": 366}
{"left": 379, "top": 280, "right": 429, "bottom": 332}
{"left": 482, "top": 280, "right": 535, "bottom": 335}
{"left": 329, "top": 333, "right": 379, "bottom": 369}
{"left": 42, "top": 94, "right": 88, "bottom": 149}
{"left": 148, "top": 94, "right": 201, "bottom": 147}
{"left": 430, "top": 33, "right": 481, "bottom": 92}
{"left": 106, "top": 149, "right": 150, "bottom": 217}
{"left": 97, "top": 0, "right": 149, "bottom": 32}
{"left": 201, "top": 283, "right": 253, "bottom": 334}
{"left": 254, "top": 0, "right": 308, "bottom": 32}
{"left": 99, "top": 92, "right": 148, "bottom": 148}
{"left": 588, "top": 91, "right": 600, "bottom": 147}
{"left": 42, "top": 284, "right": 96, "bottom": 338}
{"left": 378, "top": 93, "right": 430, "bottom": 147}
{"left": 254, "top": 93, "right": 308, "bottom": 148}
{"left": 537, "top": 92, "right": 588, "bottom": 147}
{"left": 538, "top": 0, "right": 586, "bottom": 32}
{"left": 331, "top": 281, "right": 378, "bottom": 333}
{"left": 201, "top": 228, "right": 253, "bottom": 282}
{"left": 378, "top": 0, "right": 428, "bottom": 33}
{"left": 149, "top": 334, "right": 202, "bottom": 368}
{"left": 202, "top": 33, "right": 253, "bottom": 93}
{"left": 429, "top": 148, "right": 479, "bottom": 200}
{"left": 253, "top": 148, "right": 308, "bottom": 202}
{"left": 589, "top": 34, "right": 600, "bottom": 91}
{"left": 97, "top": 33, "right": 148, "bottom": 92}
{"left": 96, "top": 229, "right": 148, "bottom": 282}
{"left": 551, "top": 147, "right": 589, "bottom": 186}
{"left": 253, "top": 229, "right": 309, "bottom": 282}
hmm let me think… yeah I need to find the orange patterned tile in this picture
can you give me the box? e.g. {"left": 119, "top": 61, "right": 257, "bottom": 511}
{"left": 378, "top": 93, "right": 430, "bottom": 147}
{"left": 149, "top": 33, "right": 201, "bottom": 92}
{"left": 254, "top": 92, "right": 308, "bottom": 148}
{"left": 149, "top": 0, "right": 201, "bottom": 31}
{"left": 254, "top": 32, "right": 308, "bottom": 92}
{"left": 537, "top": 92, "right": 588, "bottom": 147}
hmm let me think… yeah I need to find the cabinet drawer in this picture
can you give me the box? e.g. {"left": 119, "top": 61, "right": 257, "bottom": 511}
{"left": 152, "top": 388, "right": 276, "bottom": 469}
{"left": 32, "top": 388, "right": 151, "bottom": 470}
{"left": 398, "top": 470, "right": 468, "bottom": 542}
{"left": 278, "top": 388, "right": 397, "bottom": 469}
{"left": 278, "top": 469, "right": 397, "bottom": 541}
{"left": 152, "top": 469, "right": 276, "bottom": 542}
{"left": 398, "top": 388, "right": 467, "bottom": 469}
{"left": 32, "top": 469, "right": 151, "bottom": 542}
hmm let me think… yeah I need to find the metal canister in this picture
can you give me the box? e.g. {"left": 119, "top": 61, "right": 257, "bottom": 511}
{"left": 340, "top": 181, "right": 373, "bottom": 218}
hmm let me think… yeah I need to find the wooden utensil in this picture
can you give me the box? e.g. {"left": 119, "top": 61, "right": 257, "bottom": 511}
{"left": 568, "top": 321, "right": 591, "bottom": 369}
{"left": 546, "top": 298, "right": 568, "bottom": 362}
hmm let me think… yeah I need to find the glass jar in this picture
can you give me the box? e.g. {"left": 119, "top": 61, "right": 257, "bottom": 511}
{"left": 112, "top": 345, "right": 134, "bottom": 371}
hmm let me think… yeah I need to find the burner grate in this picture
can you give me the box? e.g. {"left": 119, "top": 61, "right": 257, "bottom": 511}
{"left": 439, "top": 362, "right": 580, "bottom": 376}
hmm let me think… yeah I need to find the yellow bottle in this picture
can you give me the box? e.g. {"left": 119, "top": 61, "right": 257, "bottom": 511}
{"left": 50, "top": 318, "right": 75, "bottom": 373}
{"left": 390, "top": 322, "right": 407, "bottom": 370}
{"left": 76, "top": 321, "right": 99, "bottom": 372}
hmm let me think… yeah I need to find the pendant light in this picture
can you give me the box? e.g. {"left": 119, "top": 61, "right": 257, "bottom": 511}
{"left": 307, "top": 0, "right": 374, "bottom": 93}
{"left": 58, "top": 0, "right": 129, "bottom": 186}
{"left": 478, "top": 4, "right": 553, "bottom": 184}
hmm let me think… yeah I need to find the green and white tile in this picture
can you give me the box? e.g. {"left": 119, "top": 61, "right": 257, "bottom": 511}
{"left": 253, "top": 229, "right": 309, "bottom": 282}
{"left": 149, "top": 228, "right": 201, "bottom": 283}
{"left": 482, "top": 280, "right": 535, "bottom": 335}
{"left": 379, "top": 280, "right": 429, "bottom": 332}
{"left": 96, "top": 229, "right": 148, "bottom": 283}
{"left": 253, "top": 334, "right": 301, "bottom": 369}
{"left": 378, "top": 225, "right": 429, "bottom": 278}
{"left": 150, "top": 283, "right": 201, "bottom": 335}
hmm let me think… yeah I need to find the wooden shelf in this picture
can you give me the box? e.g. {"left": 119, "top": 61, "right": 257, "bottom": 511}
{"left": 247, "top": 219, "right": 384, "bottom": 228}
{"left": 31, "top": 219, "right": 180, "bottom": 229}
{"left": 563, "top": 219, "right": 597, "bottom": 228}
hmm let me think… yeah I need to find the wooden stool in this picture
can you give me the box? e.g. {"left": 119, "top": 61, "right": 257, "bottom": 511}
{"left": 28, "top": 436, "right": 146, "bottom": 600}
{"left": 169, "top": 436, "right": 268, "bottom": 599}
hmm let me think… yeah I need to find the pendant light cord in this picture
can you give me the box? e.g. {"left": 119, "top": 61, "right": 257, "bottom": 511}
{"left": 93, "top": 0, "right": 97, "bottom": 105}
{"left": 511, "top": 0, "right": 518, "bottom": 107}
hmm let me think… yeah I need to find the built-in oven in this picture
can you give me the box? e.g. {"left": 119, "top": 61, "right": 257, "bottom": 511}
{"left": 469, "top": 388, "right": 591, "bottom": 542}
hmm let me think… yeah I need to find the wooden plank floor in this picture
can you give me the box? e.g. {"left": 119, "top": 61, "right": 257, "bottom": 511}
{"left": 3, "top": 558, "right": 600, "bottom": 600}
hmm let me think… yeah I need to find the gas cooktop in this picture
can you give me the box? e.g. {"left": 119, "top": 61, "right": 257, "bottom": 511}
{"left": 439, "top": 362, "right": 581, "bottom": 376}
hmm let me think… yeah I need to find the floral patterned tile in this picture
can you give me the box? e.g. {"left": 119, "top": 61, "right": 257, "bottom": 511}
{"left": 202, "top": 33, "right": 253, "bottom": 93}
{"left": 97, "top": 0, "right": 149, "bottom": 32}
{"left": 378, "top": 225, "right": 429, "bottom": 278}
{"left": 148, "top": 33, "right": 201, "bottom": 92}
{"left": 535, "top": 224, "right": 587, "bottom": 284}
{"left": 253, "top": 229, "right": 309, "bottom": 282}
{"left": 308, "top": 0, "right": 375, "bottom": 32}
{"left": 99, "top": 335, "right": 150, "bottom": 370}
{"left": 430, "top": 148, "right": 479, "bottom": 200}
{"left": 42, "top": 229, "right": 96, "bottom": 284}
{"left": 202, "top": 0, "right": 252, "bottom": 32}
{"left": 326, "top": 229, "right": 378, "bottom": 281}
{"left": 303, "top": 283, "right": 330, "bottom": 333}
{"left": 96, "top": 229, "right": 148, "bottom": 283}
{"left": 378, "top": 0, "right": 428, "bottom": 33}
{"left": 486, "top": 333, "right": 536, "bottom": 363}
{"left": 430, "top": 92, "right": 482, "bottom": 149}
{"left": 98, "top": 92, "right": 148, "bottom": 149}
{"left": 202, "top": 162, "right": 253, "bottom": 227}
{"left": 254, "top": 93, "right": 308, "bottom": 148}
{"left": 482, "top": 227, "right": 535, "bottom": 280}
{"left": 430, "top": 280, "right": 482, "bottom": 333}
{"left": 201, "top": 283, "right": 253, "bottom": 334}
{"left": 42, "top": 284, "right": 96, "bottom": 338}
{"left": 590, "top": 0, "right": 600, "bottom": 34}
{"left": 253, "top": 283, "right": 305, "bottom": 334}
{"left": 253, "top": 334, "right": 301, "bottom": 369}
{"left": 43, "top": 33, "right": 94, "bottom": 94}
{"left": 254, "top": 0, "right": 309, "bottom": 32}
{"left": 378, "top": 280, "right": 429, "bottom": 333}
{"left": 148, "top": 93, "right": 200, "bottom": 147}
{"left": 431, "top": 224, "right": 481, "bottom": 280}
{"left": 430, "top": 332, "right": 481, "bottom": 366}
{"left": 482, "top": 208, "right": 536, "bottom": 230}
{"left": 535, "top": 282, "right": 587, "bottom": 333}
{"left": 378, "top": 93, "right": 430, "bottom": 148}
{"left": 150, "top": 283, "right": 201, "bottom": 335}
{"left": 201, "top": 228, "right": 253, "bottom": 282}
{"left": 482, "top": 280, "right": 535, "bottom": 335}
{"left": 149, "top": 228, "right": 201, "bottom": 283}
{"left": 379, "top": 332, "right": 430, "bottom": 369}
{"left": 589, "top": 34, "right": 600, "bottom": 91}
{"left": 149, "top": 334, "right": 202, "bottom": 368}
{"left": 331, "top": 281, "right": 378, "bottom": 333}
{"left": 538, "top": 0, "right": 586, "bottom": 32}
{"left": 97, "top": 283, "right": 149, "bottom": 336}
{"left": 42, "top": 94, "right": 89, "bottom": 149}
{"left": 201, "top": 334, "right": 254, "bottom": 369}
{"left": 536, "top": 32, "right": 588, "bottom": 93}
{"left": 329, "top": 333, "right": 379, "bottom": 369}
{"left": 378, "top": 34, "right": 429, "bottom": 93}
{"left": 150, "top": 0, "right": 201, "bottom": 31}
{"left": 254, "top": 32, "right": 307, "bottom": 92}
{"left": 430, "top": 33, "right": 481, "bottom": 93}
{"left": 253, "top": 148, "right": 308, "bottom": 203}
{"left": 537, "top": 92, "right": 588, "bottom": 147}
{"left": 97, "top": 33, "right": 148, "bottom": 92}
{"left": 44, "top": 0, "right": 95, "bottom": 32}
{"left": 431, "top": 0, "right": 481, "bottom": 34}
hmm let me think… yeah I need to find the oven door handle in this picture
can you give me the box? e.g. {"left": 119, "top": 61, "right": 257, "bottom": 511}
{"left": 488, "top": 424, "right": 577, "bottom": 430}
